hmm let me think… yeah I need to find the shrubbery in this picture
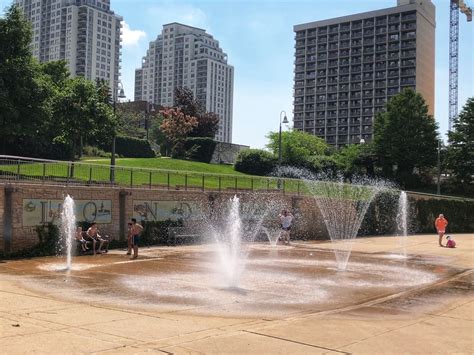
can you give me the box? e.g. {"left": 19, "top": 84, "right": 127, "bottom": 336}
{"left": 234, "top": 149, "right": 277, "bottom": 176}
{"left": 359, "top": 192, "right": 474, "bottom": 235}
{"left": 115, "top": 136, "right": 155, "bottom": 158}
{"left": 4, "top": 223, "right": 60, "bottom": 258}
{"left": 183, "top": 137, "right": 217, "bottom": 163}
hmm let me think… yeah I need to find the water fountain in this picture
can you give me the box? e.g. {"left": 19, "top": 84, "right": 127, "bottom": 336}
{"left": 60, "top": 195, "right": 76, "bottom": 270}
{"left": 261, "top": 226, "right": 281, "bottom": 246}
{"left": 396, "top": 191, "right": 409, "bottom": 258}
{"left": 275, "top": 166, "right": 388, "bottom": 270}
{"left": 204, "top": 194, "right": 277, "bottom": 288}
{"left": 306, "top": 176, "right": 387, "bottom": 270}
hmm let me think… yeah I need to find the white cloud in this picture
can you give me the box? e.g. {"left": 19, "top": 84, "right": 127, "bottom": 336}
{"left": 148, "top": 3, "right": 210, "bottom": 31}
{"left": 121, "top": 21, "right": 147, "bottom": 47}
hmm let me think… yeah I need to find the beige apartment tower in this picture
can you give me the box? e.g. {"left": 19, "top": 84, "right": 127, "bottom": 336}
{"left": 135, "top": 23, "right": 234, "bottom": 143}
{"left": 293, "top": 0, "right": 435, "bottom": 146}
{"left": 15, "top": 0, "right": 122, "bottom": 99}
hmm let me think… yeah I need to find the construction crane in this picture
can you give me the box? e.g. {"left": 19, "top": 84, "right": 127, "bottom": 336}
{"left": 449, "top": 0, "right": 472, "bottom": 131}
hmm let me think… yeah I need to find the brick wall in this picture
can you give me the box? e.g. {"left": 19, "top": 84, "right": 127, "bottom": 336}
{"left": 1, "top": 182, "right": 327, "bottom": 253}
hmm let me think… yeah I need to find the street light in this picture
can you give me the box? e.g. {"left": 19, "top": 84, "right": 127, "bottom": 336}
{"left": 145, "top": 102, "right": 155, "bottom": 141}
{"left": 278, "top": 110, "right": 289, "bottom": 167}
{"left": 110, "top": 81, "right": 126, "bottom": 183}
{"left": 278, "top": 110, "right": 289, "bottom": 189}
{"left": 437, "top": 139, "right": 441, "bottom": 195}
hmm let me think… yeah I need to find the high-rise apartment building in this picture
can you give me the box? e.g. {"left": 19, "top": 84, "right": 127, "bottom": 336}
{"left": 15, "top": 0, "right": 122, "bottom": 98}
{"left": 293, "top": 0, "right": 435, "bottom": 146}
{"left": 135, "top": 23, "right": 234, "bottom": 143}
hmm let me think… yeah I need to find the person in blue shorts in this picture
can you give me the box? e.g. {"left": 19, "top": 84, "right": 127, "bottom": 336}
{"left": 130, "top": 218, "right": 143, "bottom": 259}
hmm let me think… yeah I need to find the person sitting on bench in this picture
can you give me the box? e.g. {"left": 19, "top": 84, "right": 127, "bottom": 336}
{"left": 86, "top": 223, "right": 109, "bottom": 254}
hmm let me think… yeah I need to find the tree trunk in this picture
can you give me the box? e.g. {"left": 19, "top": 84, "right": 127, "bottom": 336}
{"left": 69, "top": 140, "right": 76, "bottom": 178}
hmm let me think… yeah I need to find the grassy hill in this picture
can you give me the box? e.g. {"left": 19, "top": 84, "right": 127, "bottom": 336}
{"left": 82, "top": 157, "right": 247, "bottom": 176}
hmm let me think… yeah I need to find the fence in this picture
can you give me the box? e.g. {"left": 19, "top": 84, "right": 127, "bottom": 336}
{"left": 0, "top": 155, "right": 305, "bottom": 195}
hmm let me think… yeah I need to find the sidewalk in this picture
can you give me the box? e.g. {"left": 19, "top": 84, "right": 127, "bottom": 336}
{"left": 0, "top": 234, "right": 472, "bottom": 354}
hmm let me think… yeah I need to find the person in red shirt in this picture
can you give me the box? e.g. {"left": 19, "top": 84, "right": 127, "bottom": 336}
{"left": 434, "top": 214, "right": 448, "bottom": 247}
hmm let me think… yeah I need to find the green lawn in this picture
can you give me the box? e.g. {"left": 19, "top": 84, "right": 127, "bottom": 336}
{"left": 0, "top": 157, "right": 387, "bottom": 198}
{"left": 81, "top": 157, "right": 248, "bottom": 176}
{"left": 0, "top": 157, "right": 297, "bottom": 192}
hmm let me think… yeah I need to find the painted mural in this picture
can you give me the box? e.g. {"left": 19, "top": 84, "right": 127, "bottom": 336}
{"left": 22, "top": 199, "right": 112, "bottom": 226}
{"left": 132, "top": 200, "right": 203, "bottom": 222}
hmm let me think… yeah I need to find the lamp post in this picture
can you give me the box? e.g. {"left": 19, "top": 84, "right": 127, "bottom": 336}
{"left": 145, "top": 102, "right": 155, "bottom": 141}
{"left": 437, "top": 139, "right": 441, "bottom": 195}
{"left": 110, "top": 81, "right": 126, "bottom": 183}
{"left": 278, "top": 110, "right": 289, "bottom": 189}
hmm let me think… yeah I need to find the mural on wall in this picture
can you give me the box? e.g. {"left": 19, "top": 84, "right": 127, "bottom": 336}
{"left": 22, "top": 199, "right": 112, "bottom": 227}
{"left": 133, "top": 200, "right": 203, "bottom": 222}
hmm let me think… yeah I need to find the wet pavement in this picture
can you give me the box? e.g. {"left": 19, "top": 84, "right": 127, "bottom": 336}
{"left": 0, "top": 234, "right": 472, "bottom": 354}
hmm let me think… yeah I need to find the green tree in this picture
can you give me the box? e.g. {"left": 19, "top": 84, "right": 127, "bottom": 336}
{"left": 373, "top": 88, "right": 439, "bottom": 180}
{"left": 159, "top": 107, "right": 198, "bottom": 157}
{"left": 174, "top": 87, "right": 219, "bottom": 137}
{"left": 333, "top": 143, "right": 377, "bottom": 177}
{"left": 52, "top": 77, "right": 114, "bottom": 161}
{"left": 0, "top": 5, "right": 50, "bottom": 153}
{"left": 446, "top": 97, "right": 474, "bottom": 184}
{"left": 266, "top": 130, "right": 328, "bottom": 166}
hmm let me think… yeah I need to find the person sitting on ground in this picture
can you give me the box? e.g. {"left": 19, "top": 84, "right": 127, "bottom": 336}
{"left": 75, "top": 227, "right": 89, "bottom": 252}
{"left": 446, "top": 235, "right": 456, "bottom": 248}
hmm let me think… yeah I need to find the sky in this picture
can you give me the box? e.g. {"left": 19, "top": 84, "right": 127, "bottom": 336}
{"left": 1, "top": 0, "right": 473, "bottom": 148}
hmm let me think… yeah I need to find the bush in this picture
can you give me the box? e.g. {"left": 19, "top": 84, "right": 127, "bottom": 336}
{"left": 411, "top": 197, "right": 474, "bottom": 233}
{"left": 234, "top": 149, "right": 277, "bottom": 176}
{"left": 5, "top": 136, "right": 72, "bottom": 160}
{"left": 82, "top": 145, "right": 110, "bottom": 158}
{"left": 306, "top": 155, "right": 340, "bottom": 175}
{"left": 115, "top": 136, "right": 155, "bottom": 158}
{"left": 183, "top": 137, "right": 217, "bottom": 163}
{"left": 359, "top": 191, "right": 474, "bottom": 236}
{"left": 5, "top": 223, "right": 60, "bottom": 258}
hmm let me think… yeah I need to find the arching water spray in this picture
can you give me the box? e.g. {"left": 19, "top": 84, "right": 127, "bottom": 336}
{"left": 274, "top": 167, "right": 389, "bottom": 271}
{"left": 61, "top": 195, "right": 76, "bottom": 270}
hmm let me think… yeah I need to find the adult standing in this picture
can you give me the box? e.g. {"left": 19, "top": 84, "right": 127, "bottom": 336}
{"left": 435, "top": 214, "right": 448, "bottom": 247}
{"left": 279, "top": 209, "right": 294, "bottom": 245}
{"left": 130, "top": 218, "right": 143, "bottom": 259}
{"left": 126, "top": 222, "right": 133, "bottom": 255}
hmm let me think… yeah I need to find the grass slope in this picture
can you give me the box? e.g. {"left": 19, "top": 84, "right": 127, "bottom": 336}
{"left": 82, "top": 157, "right": 247, "bottom": 176}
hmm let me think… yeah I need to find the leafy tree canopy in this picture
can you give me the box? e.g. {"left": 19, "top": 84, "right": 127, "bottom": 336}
{"left": 266, "top": 130, "right": 328, "bottom": 166}
{"left": 173, "top": 87, "right": 219, "bottom": 138}
{"left": 0, "top": 4, "right": 50, "bottom": 152}
{"left": 373, "top": 88, "right": 439, "bottom": 176}
{"left": 52, "top": 77, "right": 114, "bottom": 159}
{"left": 447, "top": 97, "right": 474, "bottom": 184}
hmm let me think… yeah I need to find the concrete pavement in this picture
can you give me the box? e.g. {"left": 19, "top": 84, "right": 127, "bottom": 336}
{"left": 0, "top": 234, "right": 472, "bottom": 354}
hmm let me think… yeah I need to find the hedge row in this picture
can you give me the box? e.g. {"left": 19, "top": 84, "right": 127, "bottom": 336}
{"left": 114, "top": 136, "right": 155, "bottom": 158}
{"left": 183, "top": 137, "right": 217, "bottom": 163}
{"left": 359, "top": 192, "right": 474, "bottom": 235}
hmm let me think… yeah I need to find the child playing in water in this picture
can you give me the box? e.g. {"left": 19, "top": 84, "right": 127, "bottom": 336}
{"left": 446, "top": 235, "right": 456, "bottom": 248}
{"left": 75, "top": 227, "right": 89, "bottom": 252}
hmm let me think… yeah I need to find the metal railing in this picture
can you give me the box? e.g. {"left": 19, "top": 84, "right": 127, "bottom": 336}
{"left": 0, "top": 155, "right": 304, "bottom": 195}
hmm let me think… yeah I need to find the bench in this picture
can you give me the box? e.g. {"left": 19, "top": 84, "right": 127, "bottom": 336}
{"left": 167, "top": 227, "right": 202, "bottom": 246}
